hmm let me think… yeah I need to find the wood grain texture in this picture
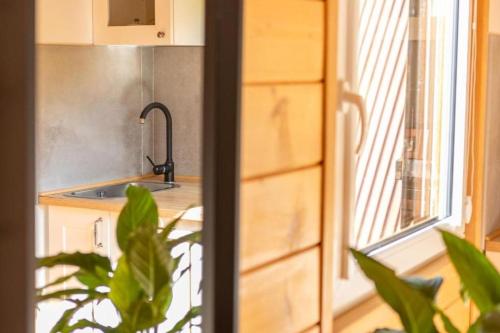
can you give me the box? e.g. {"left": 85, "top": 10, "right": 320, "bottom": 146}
{"left": 242, "top": 0, "right": 325, "bottom": 83}
{"left": 333, "top": 255, "right": 466, "bottom": 332}
{"left": 0, "top": 0, "right": 35, "bottom": 329}
{"left": 241, "top": 84, "right": 323, "bottom": 178}
{"left": 240, "top": 167, "right": 322, "bottom": 271}
{"left": 303, "top": 326, "right": 320, "bottom": 333}
{"left": 321, "top": 0, "right": 338, "bottom": 330}
{"left": 240, "top": 248, "right": 320, "bottom": 333}
{"left": 466, "top": 0, "right": 489, "bottom": 248}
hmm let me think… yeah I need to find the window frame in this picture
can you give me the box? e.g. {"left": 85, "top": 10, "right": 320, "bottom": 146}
{"left": 333, "top": 0, "right": 471, "bottom": 314}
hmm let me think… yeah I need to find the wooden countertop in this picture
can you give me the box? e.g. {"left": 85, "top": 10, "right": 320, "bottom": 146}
{"left": 39, "top": 175, "right": 202, "bottom": 230}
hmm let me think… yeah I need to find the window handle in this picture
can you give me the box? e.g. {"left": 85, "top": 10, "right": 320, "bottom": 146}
{"left": 336, "top": 81, "right": 367, "bottom": 279}
{"left": 339, "top": 81, "right": 368, "bottom": 154}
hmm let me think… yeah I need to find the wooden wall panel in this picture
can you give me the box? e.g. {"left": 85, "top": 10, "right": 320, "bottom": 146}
{"left": 240, "top": 167, "right": 322, "bottom": 271}
{"left": 243, "top": 0, "right": 325, "bottom": 83}
{"left": 241, "top": 84, "right": 323, "bottom": 178}
{"left": 240, "top": 248, "right": 320, "bottom": 333}
{"left": 240, "top": 0, "right": 327, "bottom": 330}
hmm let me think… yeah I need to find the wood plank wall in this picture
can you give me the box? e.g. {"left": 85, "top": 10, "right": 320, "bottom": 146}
{"left": 239, "top": 0, "right": 328, "bottom": 332}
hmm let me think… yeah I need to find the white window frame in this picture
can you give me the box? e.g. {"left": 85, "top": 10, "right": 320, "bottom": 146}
{"left": 333, "top": 0, "right": 471, "bottom": 314}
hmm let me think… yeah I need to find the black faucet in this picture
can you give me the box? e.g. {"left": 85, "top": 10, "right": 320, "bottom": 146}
{"left": 140, "top": 102, "right": 175, "bottom": 183}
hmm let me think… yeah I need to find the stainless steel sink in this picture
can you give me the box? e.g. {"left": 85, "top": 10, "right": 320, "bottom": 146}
{"left": 63, "top": 181, "right": 179, "bottom": 199}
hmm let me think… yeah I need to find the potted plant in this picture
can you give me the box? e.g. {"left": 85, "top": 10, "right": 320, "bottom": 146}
{"left": 352, "top": 230, "right": 500, "bottom": 333}
{"left": 36, "top": 186, "right": 201, "bottom": 333}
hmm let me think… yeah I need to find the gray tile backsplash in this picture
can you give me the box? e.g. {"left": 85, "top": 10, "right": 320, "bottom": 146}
{"left": 152, "top": 47, "right": 203, "bottom": 177}
{"left": 36, "top": 45, "right": 203, "bottom": 192}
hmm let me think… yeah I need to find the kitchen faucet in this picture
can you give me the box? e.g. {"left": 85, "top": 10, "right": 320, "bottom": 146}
{"left": 139, "top": 102, "right": 175, "bottom": 183}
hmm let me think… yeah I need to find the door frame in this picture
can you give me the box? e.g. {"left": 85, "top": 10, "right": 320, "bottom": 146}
{"left": 0, "top": 0, "right": 36, "bottom": 332}
{"left": 201, "top": 0, "right": 243, "bottom": 331}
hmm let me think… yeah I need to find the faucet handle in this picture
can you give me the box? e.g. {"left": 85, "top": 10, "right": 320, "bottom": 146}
{"left": 146, "top": 155, "right": 156, "bottom": 167}
{"left": 146, "top": 155, "right": 167, "bottom": 175}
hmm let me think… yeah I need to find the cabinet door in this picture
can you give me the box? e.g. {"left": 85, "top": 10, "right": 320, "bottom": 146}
{"left": 93, "top": 0, "right": 172, "bottom": 45}
{"left": 47, "top": 206, "right": 110, "bottom": 287}
{"left": 173, "top": 0, "right": 205, "bottom": 46}
{"left": 36, "top": 0, "right": 93, "bottom": 45}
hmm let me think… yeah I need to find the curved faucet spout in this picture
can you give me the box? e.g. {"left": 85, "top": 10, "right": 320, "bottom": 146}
{"left": 140, "top": 102, "right": 175, "bottom": 182}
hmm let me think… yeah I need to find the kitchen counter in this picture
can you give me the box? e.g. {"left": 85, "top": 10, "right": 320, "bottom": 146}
{"left": 38, "top": 175, "right": 202, "bottom": 230}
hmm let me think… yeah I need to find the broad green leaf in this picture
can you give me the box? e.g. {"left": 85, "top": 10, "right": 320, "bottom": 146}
{"left": 403, "top": 277, "right": 443, "bottom": 301}
{"left": 75, "top": 267, "right": 110, "bottom": 289}
{"left": 441, "top": 230, "right": 500, "bottom": 313}
{"left": 435, "top": 308, "right": 460, "bottom": 333}
{"left": 117, "top": 186, "right": 159, "bottom": 251}
{"left": 153, "top": 283, "right": 173, "bottom": 315}
{"left": 351, "top": 249, "right": 438, "bottom": 333}
{"left": 37, "top": 252, "right": 111, "bottom": 290}
{"left": 37, "top": 274, "right": 75, "bottom": 291}
{"left": 166, "top": 306, "right": 202, "bottom": 333}
{"left": 159, "top": 214, "right": 184, "bottom": 241}
{"left": 468, "top": 310, "right": 500, "bottom": 333}
{"left": 59, "top": 319, "right": 113, "bottom": 333}
{"left": 127, "top": 226, "right": 172, "bottom": 299}
{"left": 50, "top": 298, "right": 94, "bottom": 333}
{"left": 37, "top": 288, "right": 107, "bottom": 302}
{"left": 109, "top": 257, "right": 142, "bottom": 317}
{"left": 130, "top": 301, "right": 165, "bottom": 331}
{"left": 166, "top": 232, "right": 202, "bottom": 251}
{"left": 37, "top": 252, "right": 112, "bottom": 275}
{"left": 159, "top": 205, "right": 197, "bottom": 240}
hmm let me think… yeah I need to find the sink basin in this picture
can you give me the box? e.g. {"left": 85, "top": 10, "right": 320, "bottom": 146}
{"left": 63, "top": 181, "right": 179, "bottom": 199}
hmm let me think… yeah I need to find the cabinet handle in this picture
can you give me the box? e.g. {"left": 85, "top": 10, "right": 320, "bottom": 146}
{"left": 157, "top": 31, "right": 166, "bottom": 38}
{"left": 94, "top": 218, "right": 104, "bottom": 249}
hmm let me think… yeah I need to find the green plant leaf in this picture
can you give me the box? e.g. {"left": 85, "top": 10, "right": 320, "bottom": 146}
{"left": 127, "top": 226, "right": 172, "bottom": 299}
{"left": 129, "top": 301, "right": 165, "bottom": 331}
{"left": 468, "top": 310, "right": 500, "bottom": 333}
{"left": 37, "top": 274, "right": 76, "bottom": 291}
{"left": 59, "top": 319, "right": 113, "bottom": 333}
{"left": 166, "top": 232, "right": 202, "bottom": 251}
{"left": 37, "top": 288, "right": 107, "bottom": 302}
{"left": 37, "top": 252, "right": 112, "bottom": 289}
{"left": 351, "top": 249, "right": 438, "bottom": 333}
{"left": 403, "top": 277, "right": 443, "bottom": 301}
{"left": 153, "top": 284, "right": 173, "bottom": 315}
{"left": 49, "top": 298, "right": 95, "bottom": 333}
{"left": 435, "top": 308, "right": 460, "bottom": 333}
{"left": 109, "top": 257, "right": 142, "bottom": 318}
{"left": 37, "top": 252, "right": 112, "bottom": 275}
{"left": 117, "top": 186, "right": 159, "bottom": 252}
{"left": 440, "top": 230, "right": 500, "bottom": 313}
{"left": 166, "top": 306, "right": 202, "bottom": 333}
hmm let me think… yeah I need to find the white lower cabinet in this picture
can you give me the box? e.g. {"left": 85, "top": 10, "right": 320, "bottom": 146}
{"left": 37, "top": 206, "right": 201, "bottom": 332}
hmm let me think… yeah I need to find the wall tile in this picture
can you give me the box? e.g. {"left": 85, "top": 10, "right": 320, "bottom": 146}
{"left": 36, "top": 45, "right": 154, "bottom": 191}
{"left": 152, "top": 46, "right": 203, "bottom": 177}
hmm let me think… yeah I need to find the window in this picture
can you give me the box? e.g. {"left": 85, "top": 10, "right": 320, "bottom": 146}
{"left": 333, "top": 0, "right": 470, "bottom": 312}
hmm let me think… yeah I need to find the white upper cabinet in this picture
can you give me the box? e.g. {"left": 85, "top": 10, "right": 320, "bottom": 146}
{"left": 36, "top": 0, "right": 205, "bottom": 46}
{"left": 173, "top": 0, "right": 205, "bottom": 45}
{"left": 36, "top": 0, "right": 93, "bottom": 45}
